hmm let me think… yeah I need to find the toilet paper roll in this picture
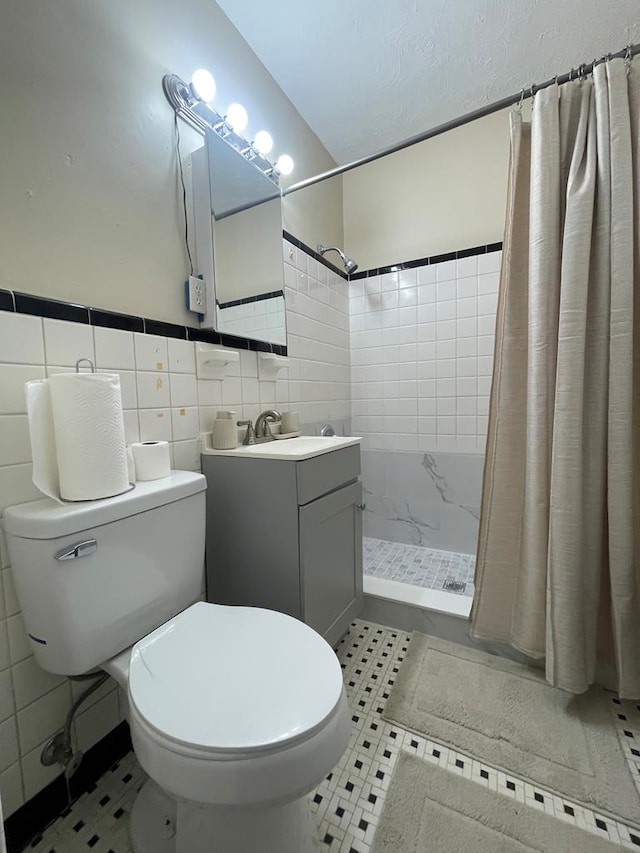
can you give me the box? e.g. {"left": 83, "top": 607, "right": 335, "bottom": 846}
{"left": 131, "top": 441, "right": 171, "bottom": 481}
{"left": 48, "top": 372, "right": 129, "bottom": 501}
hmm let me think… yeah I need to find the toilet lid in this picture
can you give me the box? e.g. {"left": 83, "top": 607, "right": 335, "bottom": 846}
{"left": 128, "top": 601, "right": 345, "bottom": 754}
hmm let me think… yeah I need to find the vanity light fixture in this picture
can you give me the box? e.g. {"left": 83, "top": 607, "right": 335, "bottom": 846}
{"left": 162, "top": 70, "right": 294, "bottom": 186}
{"left": 226, "top": 102, "right": 248, "bottom": 134}
{"left": 190, "top": 69, "right": 216, "bottom": 103}
{"left": 275, "top": 154, "right": 294, "bottom": 176}
{"left": 253, "top": 130, "right": 273, "bottom": 155}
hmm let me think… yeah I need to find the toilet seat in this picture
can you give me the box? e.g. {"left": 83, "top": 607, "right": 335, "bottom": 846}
{"left": 127, "top": 601, "right": 345, "bottom": 757}
{"left": 126, "top": 602, "right": 352, "bottom": 807}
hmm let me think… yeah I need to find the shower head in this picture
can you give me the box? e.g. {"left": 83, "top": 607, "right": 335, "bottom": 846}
{"left": 317, "top": 244, "right": 358, "bottom": 275}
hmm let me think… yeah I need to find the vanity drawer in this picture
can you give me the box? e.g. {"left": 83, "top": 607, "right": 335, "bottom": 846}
{"left": 296, "top": 444, "right": 361, "bottom": 505}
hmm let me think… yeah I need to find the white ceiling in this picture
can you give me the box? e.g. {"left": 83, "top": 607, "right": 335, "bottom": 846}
{"left": 216, "top": 0, "right": 640, "bottom": 165}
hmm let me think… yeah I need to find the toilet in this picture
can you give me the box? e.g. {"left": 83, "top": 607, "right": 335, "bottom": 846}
{"left": 3, "top": 471, "right": 351, "bottom": 853}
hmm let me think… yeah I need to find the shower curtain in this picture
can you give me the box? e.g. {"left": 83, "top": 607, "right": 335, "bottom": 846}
{"left": 470, "top": 58, "right": 640, "bottom": 699}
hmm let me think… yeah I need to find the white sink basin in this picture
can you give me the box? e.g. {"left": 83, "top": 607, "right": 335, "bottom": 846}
{"left": 201, "top": 434, "right": 361, "bottom": 461}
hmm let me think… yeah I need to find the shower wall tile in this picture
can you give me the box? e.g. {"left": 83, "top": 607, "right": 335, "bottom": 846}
{"left": 361, "top": 449, "right": 483, "bottom": 553}
{"left": 350, "top": 250, "right": 500, "bottom": 454}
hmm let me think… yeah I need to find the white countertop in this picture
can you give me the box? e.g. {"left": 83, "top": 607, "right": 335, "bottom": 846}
{"left": 201, "top": 434, "right": 361, "bottom": 461}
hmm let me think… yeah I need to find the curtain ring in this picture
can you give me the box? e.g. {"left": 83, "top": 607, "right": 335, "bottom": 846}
{"left": 624, "top": 44, "right": 633, "bottom": 69}
{"left": 516, "top": 87, "right": 525, "bottom": 112}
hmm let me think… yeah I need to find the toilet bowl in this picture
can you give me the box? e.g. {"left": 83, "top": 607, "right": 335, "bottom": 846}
{"left": 3, "top": 472, "right": 351, "bottom": 853}
{"left": 105, "top": 601, "right": 351, "bottom": 852}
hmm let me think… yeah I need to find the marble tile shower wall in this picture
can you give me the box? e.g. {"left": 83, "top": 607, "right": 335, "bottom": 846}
{"left": 0, "top": 245, "right": 350, "bottom": 817}
{"left": 350, "top": 250, "right": 501, "bottom": 454}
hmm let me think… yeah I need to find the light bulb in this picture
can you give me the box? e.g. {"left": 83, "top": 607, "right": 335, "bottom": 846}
{"left": 226, "top": 102, "right": 248, "bottom": 133}
{"left": 275, "top": 154, "right": 294, "bottom": 176}
{"left": 190, "top": 69, "right": 216, "bottom": 103}
{"left": 253, "top": 130, "right": 273, "bottom": 155}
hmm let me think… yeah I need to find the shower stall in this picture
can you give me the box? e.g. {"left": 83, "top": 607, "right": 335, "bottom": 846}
{"left": 348, "top": 245, "right": 501, "bottom": 630}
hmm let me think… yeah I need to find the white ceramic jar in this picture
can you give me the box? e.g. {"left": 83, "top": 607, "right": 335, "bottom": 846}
{"left": 212, "top": 410, "right": 238, "bottom": 450}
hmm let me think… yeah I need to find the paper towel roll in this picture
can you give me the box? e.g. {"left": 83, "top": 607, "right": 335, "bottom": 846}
{"left": 48, "top": 372, "right": 129, "bottom": 501}
{"left": 131, "top": 441, "right": 171, "bottom": 481}
{"left": 25, "top": 380, "right": 62, "bottom": 503}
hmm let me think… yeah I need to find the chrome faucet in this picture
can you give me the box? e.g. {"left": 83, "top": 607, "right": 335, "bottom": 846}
{"left": 237, "top": 419, "right": 256, "bottom": 445}
{"left": 254, "top": 409, "right": 281, "bottom": 442}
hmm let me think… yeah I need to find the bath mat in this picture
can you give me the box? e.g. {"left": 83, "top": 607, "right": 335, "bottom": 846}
{"left": 383, "top": 633, "right": 640, "bottom": 828}
{"left": 371, "top": 752, "right": 622, "bottom": 852}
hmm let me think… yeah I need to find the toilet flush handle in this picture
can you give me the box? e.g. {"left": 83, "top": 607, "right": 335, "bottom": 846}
{"left": 55, "top": 539, "right": 97, "bottom": 561}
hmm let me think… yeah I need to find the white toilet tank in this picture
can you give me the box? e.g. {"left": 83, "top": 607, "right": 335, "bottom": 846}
{"left": 3, "top": 471, "right": 207, "bottom": 676}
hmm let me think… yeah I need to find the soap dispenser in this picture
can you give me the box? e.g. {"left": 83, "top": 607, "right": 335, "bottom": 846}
{"left": 211, "top": 410, "right": 238, "bottom": 450}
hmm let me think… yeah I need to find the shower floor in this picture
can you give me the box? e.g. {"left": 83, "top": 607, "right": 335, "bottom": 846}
{"left": 363, "top": 537, "right": 476, "bottom": 597}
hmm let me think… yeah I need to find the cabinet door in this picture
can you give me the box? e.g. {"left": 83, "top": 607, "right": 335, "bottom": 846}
{"left": 299, "top": 480, "right": 363, "bottom": 640}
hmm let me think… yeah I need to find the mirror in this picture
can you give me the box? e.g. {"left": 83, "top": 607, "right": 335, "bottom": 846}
{"left": 199, "top": 128, "right": 287, "bottom": 346}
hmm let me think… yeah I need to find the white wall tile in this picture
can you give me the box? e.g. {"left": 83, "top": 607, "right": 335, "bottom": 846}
{"left": 172, "top": 439, "right": 200, "bottom": 471}
{"left": 170, "top": 407, "right": 199, "bottom": 441}
{"left": 74, "top": 690, "right": 119, "bottom": 753}
{"left": 478, "top": 250, "right": 502, "bottom": 274}
{"left": 17, "top": 681, "right": 72, "bottom": 755}
{"left": 122, "top": 410, "right": 140, "bottom": 444}
{"left": 0, "top": 314, "right": 44, "bottom": 364}
{"left": 169, "top": 373, "right": 197, "bottom": 407}
{"left": 43, "top": 319, "right": 94, "bottom": 367}
{"left": 2, "top": 570, "right": 20, "bottom": 617}
{"left": 0, "top": 465, "right": 41, "bottom": 512}
{"left": 0, "top": 416, "right": 31, "bottom": 466}
{"left": 0, "top": 365, "right": 45, "bottom": 414}
{"left": 0, "top": 761, "right": 24, "bottom": 817}
{"left": 21, "top": 737, "right": 62, "bottom": 800}
{"left": 136, "top": 371, "right": 170, "bottom": 408}
{"left": 0, "top": 669, "right": 14, "bottom": 722}
{"left": 7, "top": 614, "right": 31, "bottom": 665}
{"left": 134, "top": 333, "right": 168, "bottom": 372}
{"left": 94, "top": 327, "right": 135, "bottom": 370}
{"left": 0, "top": 717, "right": 19, "bottom": 773}
{"left": 12, "top": 656, "right": 66, "bottom": 711}
{"left": 138, "top": 409, "right": 172, "bottom": 442}
{"left": 167, "top": 338, "right": 196, "bottom": 374}
{"left": 457, "top": 255, "right": 478, "bottom": 278}
{"left": 0, "top": 620, "right": 10, "bottom": 673}
{"left": 112, "top": 371, "right": 137, "bottom": 409}
{"left": 435, "top": 260, "right": 457, "bottom": 282}
{"left": 417, "top": 265, "right": 436, "bottom": 285}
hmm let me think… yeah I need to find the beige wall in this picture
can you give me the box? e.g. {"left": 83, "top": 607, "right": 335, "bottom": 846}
{"left": 282, "top": 174, "right": 344, "bottom": 253}
{"left": 342, "top": 109, "right": 512, "bottom": 270}
{"left": 0, "top": 0, "right": 340, "bottom": 325}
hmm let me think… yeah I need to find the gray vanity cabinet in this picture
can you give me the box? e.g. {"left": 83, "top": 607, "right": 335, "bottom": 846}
{"left": 202, "top": 444, "right": 363, "bottom": 646}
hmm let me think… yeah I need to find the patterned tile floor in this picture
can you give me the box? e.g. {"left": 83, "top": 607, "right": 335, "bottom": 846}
{"left": 26, "top": 620, "right": 640, "bottom": 852}
{"left": 363, "top": 536, "right": 476, "bottom": 597}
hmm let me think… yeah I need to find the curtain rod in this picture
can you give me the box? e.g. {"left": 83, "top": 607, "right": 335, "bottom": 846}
{"left": 283, "top": 41, "right": 640, "bottom": 196}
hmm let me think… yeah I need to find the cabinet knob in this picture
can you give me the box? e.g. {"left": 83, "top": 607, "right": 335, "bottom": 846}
{"left": 356, "top": 503, "right": 366, "bottom": 511}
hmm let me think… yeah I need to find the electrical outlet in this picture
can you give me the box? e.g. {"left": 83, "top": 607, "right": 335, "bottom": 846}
{"left": 186, "top": 275, "right": 207, "bottom": 314}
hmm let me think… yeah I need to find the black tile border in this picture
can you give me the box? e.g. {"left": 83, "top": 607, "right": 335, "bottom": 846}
{"left": 0, "top": 288, "right": 14, "bottom": 312}
{"left": 218, "top": 289, "right": 285, "bottom": 310}
{"left": 144, "top": 319, "right": 188, "bottom": 340}
{"left": 348, "top": 241, "right": 503, "bottom": 280}
{"left": 283, "top": 230, "right": 349, "bottom": 279}
{"left": 0, "top": 291, "right": 288, "bottom": 356}
{"left": 14, "top": 291, "right": 90, "bottom": 323}
{"left": 4, "top": 721, "right": 132, "bottom": 853}
{"left": 88, "top": 307, "right": 144, "bottom": 333}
